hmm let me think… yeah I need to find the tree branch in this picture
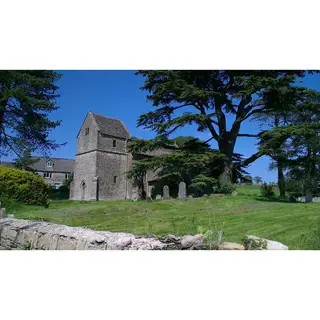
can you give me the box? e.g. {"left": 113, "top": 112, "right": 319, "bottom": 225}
{"left": 237, "top": 133, "right": 260, "bottom": 138}
{"left": 236, "top": 151, "right": 264, "bottom": 167}
{"left": 196, "top": 103, "right": 220, "bottom": 141}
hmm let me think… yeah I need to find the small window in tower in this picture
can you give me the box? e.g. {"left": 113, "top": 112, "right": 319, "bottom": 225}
{"left": 114, "top": 176, "right": 117, "bottom": 183}
{"left": 113, "top": 139, "right": 116, "bottom": 147}
{"left": 85, "top": 128, "right": 89, "bottom": 136}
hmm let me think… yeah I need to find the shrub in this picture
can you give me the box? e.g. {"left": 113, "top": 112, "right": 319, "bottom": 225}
{"left": 217, "top": 183, "right": 236, "bottom": 195}
{"left": 260, "top": 183, "right": 275, "bottom": 198}
{"left": 0, "top": 166, "right": 49, "bottom": 206}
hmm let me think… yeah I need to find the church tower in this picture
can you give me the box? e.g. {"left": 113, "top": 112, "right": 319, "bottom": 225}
{"left": 70, "top": 111, "right": 131, "bottom": 200}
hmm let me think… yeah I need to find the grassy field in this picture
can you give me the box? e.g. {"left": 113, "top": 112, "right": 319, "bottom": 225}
{"left": 5, "top": 184, "right": 320, "bottom": 250}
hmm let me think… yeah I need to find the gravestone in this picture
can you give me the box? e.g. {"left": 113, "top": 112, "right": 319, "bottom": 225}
{"left": 305, "top": 193, "right": 313, "bottom": 203}
{"left": 163, "top": 185, "right": 170, "bottom": 200}
{"left": 156, "top": 195, "right": 162, "bottom": 200}
{"left": 0, "top": 201, "right": 6, "bottom": 219}
{"left": 202, "top": 194, "right": 208, "bottom": 198}
{"left": 188, "top": 195, "right": 193, "bottom": 199}
{"left": 178, "top": 182, "right": 186, "bottom": 199}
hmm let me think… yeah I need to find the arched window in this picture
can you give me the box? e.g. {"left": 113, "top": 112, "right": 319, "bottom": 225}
{"left": 81, "top": 181, "right": 86, "bottom": 200}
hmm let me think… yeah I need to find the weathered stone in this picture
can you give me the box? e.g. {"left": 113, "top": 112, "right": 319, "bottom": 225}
{"left": 243, "top": 235, "right": 288, "bottom": 250}
{"left": 0, "top": 218, "right": 206, "bottom": 250}
{"left": 178, "top": 182, "right": 186, "bottom": 199}
{"left": 305, "top": 193, "right": 313, "bottom": 203}
{"left": 202, "top": 194, "right": 208, "bottom": 198}
{"left": 181, "top": 235, "right": 204, "bottom": 249}
{"left": 218, "top": 242, "right": 245, "bottom": 250}
{"left": 163, "top": 185, "right": 170, "bottom": 199}
{"left": 156, "top": 194, "right": 162, "bottom": 200}
{"left": 188, "top": 195, "right": 193, "bottom": 199}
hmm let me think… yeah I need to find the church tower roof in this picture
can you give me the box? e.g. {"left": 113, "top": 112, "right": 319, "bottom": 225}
{"left": 90, "top": 111, "right": 130, "bottom": 139}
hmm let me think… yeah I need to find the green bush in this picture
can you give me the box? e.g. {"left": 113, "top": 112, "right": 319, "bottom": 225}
{"left": 0, "top": 166, "right": 49, "bottom": 206}
{"left": 217, "top": 183, "right": 236, "bottom": 195}
{"left": 260, "top": 183, "right": 275, "bottom": 198}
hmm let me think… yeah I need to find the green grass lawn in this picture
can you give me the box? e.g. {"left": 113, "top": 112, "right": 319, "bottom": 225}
{"left": 5, "top": 188, "right": 320, "bottom": 249}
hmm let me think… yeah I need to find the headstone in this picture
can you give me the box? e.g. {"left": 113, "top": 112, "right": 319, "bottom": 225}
{"left": 305, "top": 193, "right": 313, "bottom": 203}
{"left": 202, "top": 194, "right": 208, "bottom": 198}
{"left": 188, "top": 195, "right": 193, "bottom": 199}
{"left": 156, "top": 194, "right": 162, "bottom": 200}
{"left": 163, "top": 185, "right": 170, "bottom": 199}
{"left": 178, "top": 182, "right": 186, "bottom": 199}
{"left": 0, "top": 201, "right": 5, "bottom": 219}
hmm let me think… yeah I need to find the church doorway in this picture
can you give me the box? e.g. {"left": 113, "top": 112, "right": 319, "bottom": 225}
{"left": 81, "top": 181, "right": 86, "bottom": 200}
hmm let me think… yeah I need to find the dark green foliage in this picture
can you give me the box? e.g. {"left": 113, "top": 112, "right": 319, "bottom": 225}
{"left": 0, "top": 166, "right": 49, "bottom": 206}
{"left": 0, "top": 70, "right": 63, "bottom": 158}
{"left": 216, "top": 183, "right": 236, "bottom": 195}
{"left": 127, "top": 135, "right": 249, "bottom": 198}
{"left": 241, "top": 175, "right": 253, "bottom": 184}
{"left": 49, "top": 185, "right": 70, "bottom": 200}
{"left": 260, "top": 183, "right": 275, "bottom": 198}
{"left": 189, "top": 174, "right": 217, "bottom": 196}
{"left": 258, "top": 88, "right": 320, "bottom": 196}
{"left": 135, "top": 70, "right": 313, "bottom": 186}
{"left": 63, "top": 174, "right": 73, "bottom": 187}
{"left": 13, "top": 150, "right": 39, "bottom": 172}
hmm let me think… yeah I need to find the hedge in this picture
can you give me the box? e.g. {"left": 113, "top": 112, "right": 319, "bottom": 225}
{"left": 0, "top": 166, "right": 49, "bottom": 206}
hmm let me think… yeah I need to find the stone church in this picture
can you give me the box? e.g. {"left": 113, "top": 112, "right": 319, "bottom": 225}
{"left": 70, "top": 111, "right": 170, "bottom": 201}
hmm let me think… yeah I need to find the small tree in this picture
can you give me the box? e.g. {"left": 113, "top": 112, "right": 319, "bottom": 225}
{"left": 253, "top": 176, "right": 262, "bottom": 184}
{"left": 189, "top": 174, "right": 217, "bottom": 196}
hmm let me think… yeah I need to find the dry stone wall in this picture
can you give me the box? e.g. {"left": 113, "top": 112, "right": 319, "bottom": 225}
{"left": 0, "top": 218, "right": 206, "bottom": 250}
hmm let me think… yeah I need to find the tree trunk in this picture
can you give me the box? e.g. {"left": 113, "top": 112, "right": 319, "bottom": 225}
{"left": 218, "top": 160, "right": 233, "bottom": 187}
{"left": 277, "top": 162, "right": 286, "bottom": 197}
{"left": 218, "top": 133, "right": 236, "bottom": 187}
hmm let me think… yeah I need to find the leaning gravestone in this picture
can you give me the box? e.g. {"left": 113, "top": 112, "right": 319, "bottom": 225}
{"left": 163, "top": 185, "right": 170, "bottom": 199}
{"left": 178, "top": 182, "right": 186, "bottom": 199}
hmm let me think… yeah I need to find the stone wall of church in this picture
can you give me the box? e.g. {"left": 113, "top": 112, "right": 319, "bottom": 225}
{"left": 96, "top": 151, "right": 127, "bottom": 200}
{"left": 77, "top": 113, "right": 98, "bottom": 154}
{"left": 72, "top": 152, "right": 97, "bottom": 201}
{"left": 97, "top": 133, "right": 126, "bottom": 153}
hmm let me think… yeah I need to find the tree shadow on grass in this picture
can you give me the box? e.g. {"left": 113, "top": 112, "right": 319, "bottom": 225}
{"left": 254, "top": 196, "right": 295, "bottom": 204}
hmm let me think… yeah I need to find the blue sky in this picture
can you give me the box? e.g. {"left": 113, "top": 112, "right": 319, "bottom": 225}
{"left": 4, "top": 71, "right": 320, "bottom": 182}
